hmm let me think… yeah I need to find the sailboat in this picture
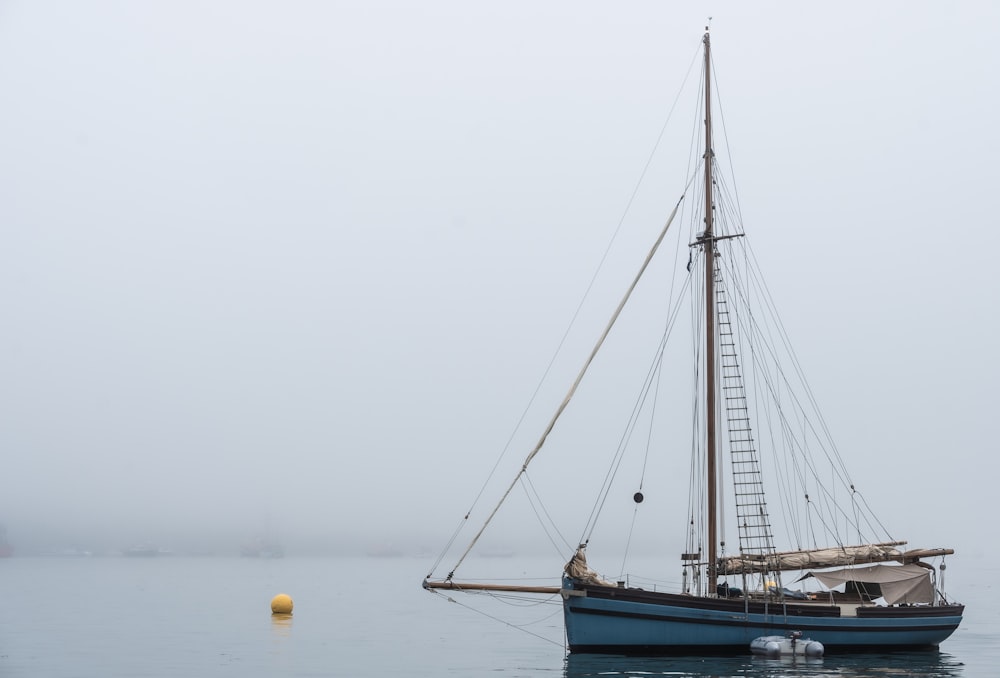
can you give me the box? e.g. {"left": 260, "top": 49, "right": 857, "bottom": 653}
{"left": 423, "top": 29, "right": 963, "bottom": 654}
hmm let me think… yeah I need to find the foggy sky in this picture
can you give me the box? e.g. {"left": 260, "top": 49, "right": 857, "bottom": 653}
{"left": 1, "top": 2, "right": 998, "bottom": 559}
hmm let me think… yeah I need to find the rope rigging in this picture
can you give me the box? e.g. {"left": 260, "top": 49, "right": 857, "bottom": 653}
{"left": 431, "top": 30, "right": 905, "bottom": 607}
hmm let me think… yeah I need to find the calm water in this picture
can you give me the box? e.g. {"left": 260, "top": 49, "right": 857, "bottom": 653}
{"left": 0, "top": 555, "right": 996, "bottom": 677}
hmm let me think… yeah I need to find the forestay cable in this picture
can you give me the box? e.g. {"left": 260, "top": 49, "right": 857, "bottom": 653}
{"left": 445, "top": 195, "right": 686, "bottom": 579}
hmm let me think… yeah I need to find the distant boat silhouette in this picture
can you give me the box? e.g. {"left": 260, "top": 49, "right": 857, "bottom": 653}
{"left": 241, "top": 537, "right": 284, "bottom": 558}
{"left": 122, "top": 543, "right": 164, "bottom": 557}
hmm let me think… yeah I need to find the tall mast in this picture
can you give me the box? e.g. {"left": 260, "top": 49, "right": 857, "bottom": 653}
{"left": 702, "top": 28, "right": 718, "bottom": 594}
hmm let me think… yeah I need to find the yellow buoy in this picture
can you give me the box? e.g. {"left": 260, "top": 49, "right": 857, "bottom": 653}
{"left": 271, "top": 593, "right": 294, "bottom": 615}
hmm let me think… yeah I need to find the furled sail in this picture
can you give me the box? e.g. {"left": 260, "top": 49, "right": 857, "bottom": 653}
{"left": 565, "top": 546, "right": 615, "bottom": 586}
{"left": 717, "top": 542, "right": 906, "bottom": 574}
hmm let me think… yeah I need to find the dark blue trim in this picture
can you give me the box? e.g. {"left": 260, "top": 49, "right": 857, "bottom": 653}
{"left": 568, "top": 604, "right": 963, "bottom": 634}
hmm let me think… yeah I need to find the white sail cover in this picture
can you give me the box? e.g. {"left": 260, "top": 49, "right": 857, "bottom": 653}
{"left": 565, "top": 547, "right": 615, "bottom": 586}
{"left": 719, "top": 543, "right": 904, "bottom": 574}
{"left": 801, "top": 563, "right": 934, "bottom": 605}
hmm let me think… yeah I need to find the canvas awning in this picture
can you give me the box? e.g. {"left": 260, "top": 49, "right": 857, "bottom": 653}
{"left": 797, "top": 563, "right": 933, "bottom": 605}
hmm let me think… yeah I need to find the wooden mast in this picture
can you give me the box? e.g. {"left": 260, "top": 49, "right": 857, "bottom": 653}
{"left": 702, "top": 28, "right": 719, "bottom": 594}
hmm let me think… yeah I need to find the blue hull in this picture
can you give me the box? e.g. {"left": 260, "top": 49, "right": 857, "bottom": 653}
{"left": 563, "top": 580, "right": 964, "bottom": 654}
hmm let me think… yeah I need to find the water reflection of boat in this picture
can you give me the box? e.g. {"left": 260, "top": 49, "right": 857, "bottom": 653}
{"left": 563, "top": 650, "right": 964, "bottom": 678}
